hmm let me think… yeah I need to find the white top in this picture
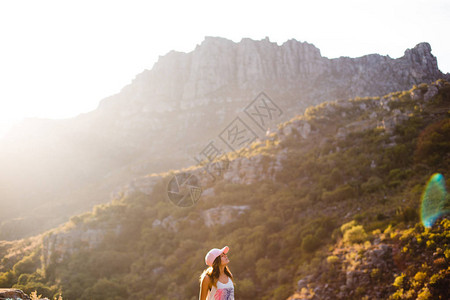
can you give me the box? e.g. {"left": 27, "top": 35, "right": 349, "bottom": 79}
{"left": 207, "top": 276, "right": 235, "bottom": 300}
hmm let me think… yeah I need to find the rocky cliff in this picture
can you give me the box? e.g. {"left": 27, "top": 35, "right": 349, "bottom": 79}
{"left": 99, "top": 37, "right": 446, "bottom": 112}
{"left": 90, "top": 38, "right": 448, "bottom": 157}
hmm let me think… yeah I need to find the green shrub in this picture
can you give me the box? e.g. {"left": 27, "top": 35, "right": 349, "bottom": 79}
{"left": 272, "top": 284, "right": 293, "bottom": 300}
{"left": 361, "top": 176, "right": 383, "bottom": 193}
{"left": 80, "top": 278, "right": 128, "bottom": 300}
{"left": 17, "top": 273, "right": 30, "bottom": 285}
{"left": 302, "top": 234, "right": 321, "bottom": 253}
{"left": 415, "top": 119, "right": 450, "bottom": 166}
{"left": 13, "top": 254, "right": 38, "bottom": 275}
{"left": 413, "top": 271, "right": 427, "bottom": 285}
{"left": 0, "top": 271, "right": 15, "bottom": 287}
{"left": 322, "top": 184, "right": 355, "bottom": 202}
{"left": 393, "top": 273, "right": 406, "bottom": 289}
{"left": 341, "top": 220, "right": 357, "bottom": 233}
{"left": 326, "top": 255, "right": 339, "bottom": 265}
{"left": 417, "top": 287, "right": 432, "bottom": 300}
{"left": 343, "top": 225, "right": 368, "bottom": 244}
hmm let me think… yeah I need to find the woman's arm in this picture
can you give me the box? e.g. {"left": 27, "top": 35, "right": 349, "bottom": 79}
{"left": 199, "top": 275, "right": 211, "bottom": 300}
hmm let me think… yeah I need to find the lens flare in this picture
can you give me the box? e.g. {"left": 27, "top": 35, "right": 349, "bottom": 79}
{"left": 421, "top": 173, "right": 447, "bottom": 228}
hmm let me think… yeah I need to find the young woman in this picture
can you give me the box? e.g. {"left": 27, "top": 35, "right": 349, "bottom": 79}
{"left": 199, "top": 246, "right": 235, "bottom": 300}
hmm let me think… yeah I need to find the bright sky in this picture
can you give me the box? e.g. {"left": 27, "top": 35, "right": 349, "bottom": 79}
{"left": 0, "top": 0, "right": 449, "bottom": 137}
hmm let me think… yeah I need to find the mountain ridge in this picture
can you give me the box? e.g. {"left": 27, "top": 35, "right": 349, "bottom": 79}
{"left": 97, "top": 39, "right": 446, "bottom": 114}
{"left": 0, "top": 37, "right": 448, "bottom": 241}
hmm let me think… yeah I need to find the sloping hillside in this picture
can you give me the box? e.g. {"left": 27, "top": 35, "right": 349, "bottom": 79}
{"left": 288, "top": 219, "right": 449, "bottom": 299}
{"left": 0, "top": 80, "right": 448, "bottom": 299}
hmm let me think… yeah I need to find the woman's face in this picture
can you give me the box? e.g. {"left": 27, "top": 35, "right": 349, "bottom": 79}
{"left": 220, "top": 252, "right": 229, "bottom": 266}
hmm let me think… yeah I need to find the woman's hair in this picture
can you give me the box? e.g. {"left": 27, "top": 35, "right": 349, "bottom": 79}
{"left": 199, "top": 255, "right": 233, "bottom": 290}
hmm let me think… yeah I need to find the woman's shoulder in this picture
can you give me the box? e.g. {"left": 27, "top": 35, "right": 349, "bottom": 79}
{"left": 202, "top": 274, "right": 211, "bottom": 282}
{"left": 202, "top": 273, "right": 212, "bottom": 287}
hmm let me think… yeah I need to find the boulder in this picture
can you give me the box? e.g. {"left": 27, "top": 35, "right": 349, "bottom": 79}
{"left": 0, "top": 289, "right": 31, "bottom": 300}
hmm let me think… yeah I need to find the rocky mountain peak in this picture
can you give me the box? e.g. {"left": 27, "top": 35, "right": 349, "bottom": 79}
{"left": 95, "top": 37, "right": 447, "bottom": 117}
{"left": 405, "top": 42, "right": 432, "bottom": 59}
{"left": 402, "top": 42, "right": 441, "bottom": 79}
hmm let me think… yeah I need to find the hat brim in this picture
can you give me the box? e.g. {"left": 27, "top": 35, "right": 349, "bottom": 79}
{"left": 205, "top": 246, "right": 230, "bottom": 266}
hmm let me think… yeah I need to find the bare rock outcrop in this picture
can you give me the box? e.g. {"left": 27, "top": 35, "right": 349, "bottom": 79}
{"left": 202, "top": 205, "right": 250, "bottom": 227}
{"left": 0, "top": 289, "right": 31, "bottom": 300}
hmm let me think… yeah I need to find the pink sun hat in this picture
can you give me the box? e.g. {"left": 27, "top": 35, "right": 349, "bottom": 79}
{"left": 205, "top": 246, "right": 229, "bottom": 266}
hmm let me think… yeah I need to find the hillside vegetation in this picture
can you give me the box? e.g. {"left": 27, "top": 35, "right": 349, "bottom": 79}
{"left": 0, "top": 80, "right": 449, "bottom": 299}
